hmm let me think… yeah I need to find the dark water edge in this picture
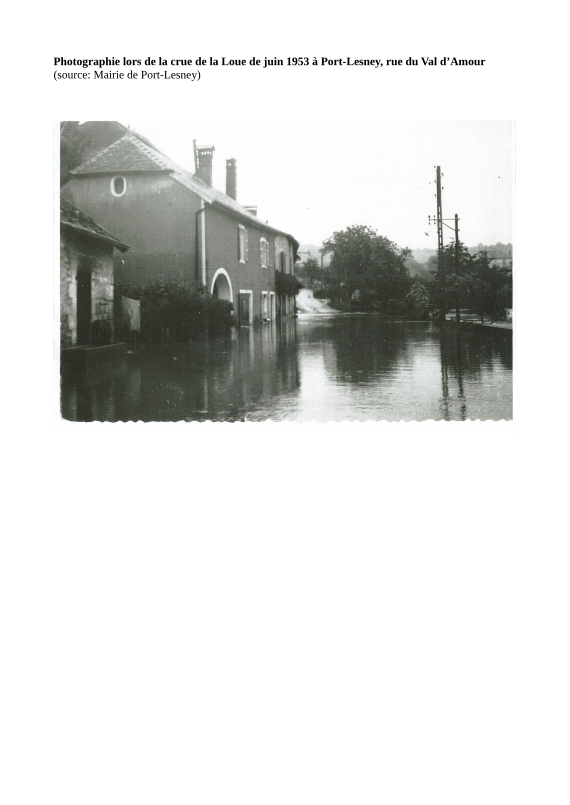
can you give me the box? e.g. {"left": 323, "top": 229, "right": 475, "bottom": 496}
{"left": 61, "top": 317, "right": 513, "bottom": 422}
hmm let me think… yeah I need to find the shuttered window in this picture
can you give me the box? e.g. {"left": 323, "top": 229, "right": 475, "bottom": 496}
{"left": 238, "top": 226, "right": 245, "bottom": 261}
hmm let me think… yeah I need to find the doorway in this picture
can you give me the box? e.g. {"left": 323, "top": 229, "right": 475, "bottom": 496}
{"left": 239, "top": 290, "right": 252, "bottom": 326}
{"left": 76, "top": 258, "right": 93, "bottom": 345}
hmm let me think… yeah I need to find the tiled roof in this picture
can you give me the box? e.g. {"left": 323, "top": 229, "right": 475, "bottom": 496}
{"left": 71, "top": 131, "right": 299, "bottom": 248}
{"left": 60, "top": 197, "right": 129, "bottom": 251}
{"left": 71, "top": 134, "right": 171, "bottom": 174}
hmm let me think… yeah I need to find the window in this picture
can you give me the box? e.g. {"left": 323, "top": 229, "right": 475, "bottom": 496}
{"left": 238, "top": 225, "right": 249, "bottom": 262}
{"left": 262, "top": 291, "right": 268, "bottom": 320}
{"left": 280, "top": 250, "right": 286, "bottom": 273}
{"left": 260, "top": 238, "right": 267, "bottom": 268}
{"left": 111, "top": 176, "right": 127, "bottom": 197}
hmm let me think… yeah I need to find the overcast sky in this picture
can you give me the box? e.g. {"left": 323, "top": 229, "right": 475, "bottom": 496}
{"left": 123, "top": 120, "right": 514, "bottom": 250}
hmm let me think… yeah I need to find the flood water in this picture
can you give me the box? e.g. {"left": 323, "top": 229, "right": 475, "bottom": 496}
{"left": 61, "top": 316, "right": 513, "bottom": 422}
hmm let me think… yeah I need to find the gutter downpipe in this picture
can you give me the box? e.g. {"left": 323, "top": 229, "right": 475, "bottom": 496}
{"left": 196, "top": 201, "right": 208, "bottom": 288}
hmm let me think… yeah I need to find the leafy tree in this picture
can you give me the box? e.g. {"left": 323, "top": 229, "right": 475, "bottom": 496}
{"left": 424, "top": 243, "right": 512, "bottom": 322}
{"left": 426, "top": 240, "right": 473, "bottom": 319}
{"left": 406, "top": 280, "right": 430, "bottom": 318}
{"left": 297, "top": 256, "right": 321, "bottom": 286}
{"left": 275, "top": 271, "right": 303, "bottom": 298}
{"left": 322, "top": 225, "right": 411, "bottom": 310}
{"left": 466, "top": 251, "right": 512, "bottom": 321}
{"left": 60, "top": 121, "right": 127, "bottom": 186}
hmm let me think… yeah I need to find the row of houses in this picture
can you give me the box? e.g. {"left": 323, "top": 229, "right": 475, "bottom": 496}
{"left": 60, "top": 122, "right": 299, "bottom": 349}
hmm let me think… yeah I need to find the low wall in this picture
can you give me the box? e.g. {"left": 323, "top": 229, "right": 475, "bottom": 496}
{"left": 61, "top": 342, "right": 127, "bottom": 371}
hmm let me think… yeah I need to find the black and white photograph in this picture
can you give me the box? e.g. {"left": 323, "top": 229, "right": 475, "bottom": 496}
{"left": 59, "top": 120, "right": 513, "bottom": 422}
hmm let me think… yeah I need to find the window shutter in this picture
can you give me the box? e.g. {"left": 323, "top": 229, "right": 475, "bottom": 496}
{"left": 245, "top": 229, "right": 249, "bottom": 261}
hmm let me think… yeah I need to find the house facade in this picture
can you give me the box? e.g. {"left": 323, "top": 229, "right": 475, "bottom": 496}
{"left": 60, "top": 197, "right": 129, "bottom": 348}
{"left": 61, "top": 125, "right": 299, "bottom": 326}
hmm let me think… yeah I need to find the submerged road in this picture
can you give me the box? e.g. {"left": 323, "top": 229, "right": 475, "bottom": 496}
{"left": 295, "top": 288, "right": 338, "bottom": 315}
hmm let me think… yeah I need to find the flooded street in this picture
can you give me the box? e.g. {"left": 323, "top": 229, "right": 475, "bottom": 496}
{"left": 61, "top": 316, "right": 513, "bottom": 422}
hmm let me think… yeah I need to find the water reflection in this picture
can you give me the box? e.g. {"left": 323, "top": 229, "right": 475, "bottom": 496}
{"left": 61, "top": 318, "right": 512, "bottom": 422}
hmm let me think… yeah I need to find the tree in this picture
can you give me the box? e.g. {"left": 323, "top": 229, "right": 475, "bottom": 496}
{"left": 467, "top": 251, "right": 512, "bottom": 321}
{"left": 275, "top": 271, "right": 303, "bottom": 298}
{"left": 322, "top": 225, "right": 411, "bottom": 310}
{"left": 298, "top": 256, "right": 321, "bottom": 287}
{"left": 426, "top": 240, "right": 473, "bottom": 319}
{"left": 60, "top": 121, "right": 127, "bottom": 186}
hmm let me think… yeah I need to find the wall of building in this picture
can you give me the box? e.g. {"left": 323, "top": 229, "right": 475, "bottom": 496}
{"left": 205, "top": 206, "right": 279, "bottom": 326}
{"left": 61, "top": 173, "right": 201, "bottom": 286}
{"left": 273, "top": 234, "right": 297, "bottom": 316}
{"left": 60, "top": 229, "right": 115, "bottom": 348}
{"left": 274, "top": 234, "right": 295, "bottom": 275}
{"left": 62, "top": 172, "right": 297, "bottom": 324}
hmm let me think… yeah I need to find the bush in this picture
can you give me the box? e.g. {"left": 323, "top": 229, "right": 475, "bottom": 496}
{"left": 115, "top": 279, "right": 234, "bottom": 343}
{"left": 314, "top": 287, "right": 331, "bottom": 299}
{"left": 275, "top": 270, "right": 303, "bottom": 297}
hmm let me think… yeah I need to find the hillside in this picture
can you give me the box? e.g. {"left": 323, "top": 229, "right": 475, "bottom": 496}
{"left": 298, "top": 243, "right": 331, "bottom": 267}
{"left": 410, "top": 243, "right": 512, "bottom": 265}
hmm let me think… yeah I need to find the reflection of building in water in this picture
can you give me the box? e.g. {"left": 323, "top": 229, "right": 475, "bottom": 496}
{"left": 61, "top": 359, "right": 133, "bottom": 421}
{"left": 62, "top": 324, "right": 301, "bottom": 422}
{"left": 60, "top": 320, "right": 512, "bottom": 423}
{"left": 203, "top": 322, "right": 300, "bottom": 419}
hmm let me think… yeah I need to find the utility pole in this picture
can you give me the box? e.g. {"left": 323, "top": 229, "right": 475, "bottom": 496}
{"left": 455, "top": 213, "right": 460, "bottom": 324}
{"left": 429, "top": 167, "right": 463, "bottom": 326}
{"left": 436, "top": 166, "right": 445, "bottom": 324}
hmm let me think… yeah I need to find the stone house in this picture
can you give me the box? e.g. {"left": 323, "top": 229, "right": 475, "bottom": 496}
{"left": 60, "top": 124, "right": 299, "bottom": 326}
{"left": 60, "top": 197, "right": 129, "bottom": 349}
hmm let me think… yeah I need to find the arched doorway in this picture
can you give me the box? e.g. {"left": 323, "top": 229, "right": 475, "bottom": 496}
{"left": 211, "top": 268, "right": 233, "bottom": 303}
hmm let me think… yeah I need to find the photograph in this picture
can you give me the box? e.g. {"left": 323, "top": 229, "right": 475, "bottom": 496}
{"left": 59, "top": 120, "right": 513, "bottom": 422}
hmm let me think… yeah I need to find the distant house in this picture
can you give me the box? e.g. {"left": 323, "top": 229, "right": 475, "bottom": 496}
{"left": 61, "top": 124, "right": 299, "bottom": 325}
{"left": 60, "top": 197, "right": 129, "bottom": 349}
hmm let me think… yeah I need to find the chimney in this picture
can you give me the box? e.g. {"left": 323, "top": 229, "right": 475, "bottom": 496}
{"left": 226, "top": 158, "right": 237, "bottom": 200}
{"left": 244, "top": 206, "right": 257, "bottom": 217}
{"left": 195, "top": 145, "right": 215, "bottom": 186}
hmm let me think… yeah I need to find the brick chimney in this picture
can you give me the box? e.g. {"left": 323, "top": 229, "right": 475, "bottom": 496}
{"left": 226, "top": 158, "right": 237, "bottom": 200}
{"left": 195, "top": 145, "right": 215, "bottom": 186}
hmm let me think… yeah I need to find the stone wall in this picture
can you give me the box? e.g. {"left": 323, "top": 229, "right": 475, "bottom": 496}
{"left": 60, "top": 229, "right": 115, "bottom": 348}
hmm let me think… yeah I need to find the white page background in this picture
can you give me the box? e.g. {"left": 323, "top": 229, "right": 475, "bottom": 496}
{"left": 2, "top": 3, "right": 568, "bottom": 804}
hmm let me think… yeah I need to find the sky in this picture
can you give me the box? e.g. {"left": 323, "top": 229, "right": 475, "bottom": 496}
{"left": 123, "top": 120, "right": 514, "bottom": 250}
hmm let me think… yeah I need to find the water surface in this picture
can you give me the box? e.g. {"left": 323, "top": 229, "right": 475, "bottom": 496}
{"left": 61, "top": 316, "right": 513, "bottom": 422}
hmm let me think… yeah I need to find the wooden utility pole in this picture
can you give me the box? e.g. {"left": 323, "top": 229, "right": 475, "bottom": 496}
{"left": 429, "top": 168, "right": 463, "bottom": 325}
{"left": 436, "top": 166, "right": 445, "bottom": 324}
{"left": 436, "top": 167, "right": 444, "bottom": 255}
{"left": 455, "top": 213, "right": 460, "bottom": 324}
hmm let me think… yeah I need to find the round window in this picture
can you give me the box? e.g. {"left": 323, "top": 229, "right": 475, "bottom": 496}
{"left": 111, "top": 176, "right": 126, "bottom": 197}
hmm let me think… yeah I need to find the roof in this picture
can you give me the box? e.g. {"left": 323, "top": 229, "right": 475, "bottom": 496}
{"left": 71, "top": 130, "right": 299, "bottom": 249}
{"left": 60, "top": 197, "right": 129, "bottom": 252}
{"left": 71, "top": 134, "right": 170, "bottom": 174}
